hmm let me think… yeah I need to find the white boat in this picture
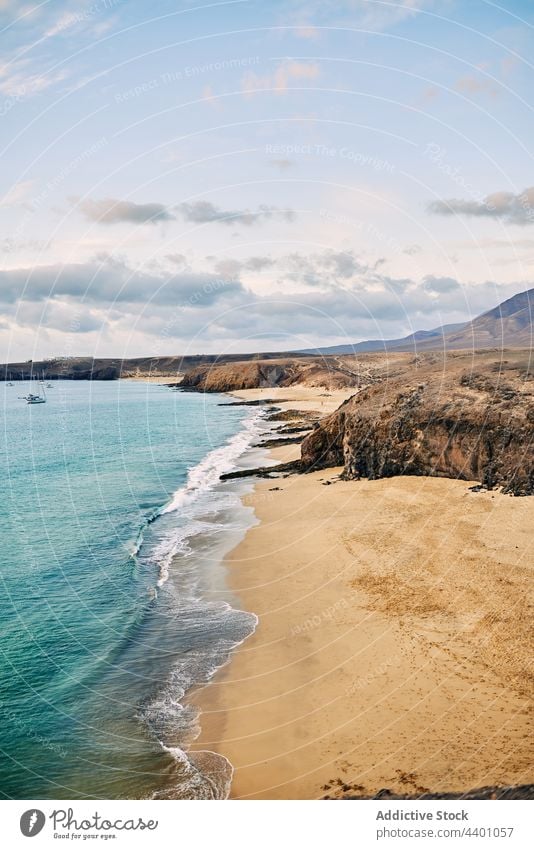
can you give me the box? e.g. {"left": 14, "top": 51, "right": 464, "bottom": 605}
{"left": 24, "top": 393, "right": 46, "bottom": 404}
{"left": 19, "top": 382, "right": 47, "bottom": 404}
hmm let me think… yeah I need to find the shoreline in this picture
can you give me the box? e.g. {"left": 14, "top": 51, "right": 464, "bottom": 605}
{"left": 188, "top": 387, "right": 534, "bottom": 800}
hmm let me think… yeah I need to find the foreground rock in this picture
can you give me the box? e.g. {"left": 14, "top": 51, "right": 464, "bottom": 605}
{"left": 301, "top": 350, "right": 534, "bottom": 496}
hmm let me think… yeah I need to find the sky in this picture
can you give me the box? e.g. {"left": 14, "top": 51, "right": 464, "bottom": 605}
{"left": 1, "top": 0, "right": 534, "bottom": 360}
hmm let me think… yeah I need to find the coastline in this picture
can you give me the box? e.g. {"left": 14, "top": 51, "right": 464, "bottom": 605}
{"left": 189, "top": 387, "right": 534, "bottom": 800}
{"left": 138, "top": 391, "right": 274, "bottom": 799}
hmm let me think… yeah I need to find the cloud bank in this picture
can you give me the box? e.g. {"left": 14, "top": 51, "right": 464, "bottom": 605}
{"left": 74, "top": 197, "right": 295, "bottom": 227}
{"left": 0, "top": 254, "right": 524, "bottom": 352}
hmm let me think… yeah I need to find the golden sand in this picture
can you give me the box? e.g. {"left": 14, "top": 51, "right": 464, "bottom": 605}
{"left": 187, "top": 389, "right": 534, "bottom": 799}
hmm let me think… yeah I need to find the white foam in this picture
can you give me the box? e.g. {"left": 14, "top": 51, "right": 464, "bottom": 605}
{"left": 140, "top": 408, "right": 266, "bottom": 586}
{"left": 139, "top": 406, "right": 266, "bottom": 799}
{"left": 160, "top": 409, "right": 264, "bottom": 515}
{"left": 151, "top": 519, "right": 214, "bottom": 587}
{"left": 153, "top": 746, "right": 234, "bottom": 800}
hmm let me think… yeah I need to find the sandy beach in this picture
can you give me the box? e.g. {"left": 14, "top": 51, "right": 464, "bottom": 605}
{"left": 190, "top": 386, "right": 534, "bottom": 799}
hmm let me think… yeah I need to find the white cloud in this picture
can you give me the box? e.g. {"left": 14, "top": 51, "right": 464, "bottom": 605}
{"left": 242, "top": 60, "right": 320, "bottom": 97}
{"left": 177, "top": 200, "right": 295, "bottom": 227}
{"left": 0, "top": 180, "right": 35, "bottom": 207}
{"left": 285, "top": 0, "right": 440, "bottom": 33}
{"left": 0, "top": 58, "right": 68, "bottom": 95}
{"left": 455, "top": 74, "right": 499, "bottom": 98}
{"left": 75, "top": 198, "right": 175, "bottom": 225}
{"left": 429, "top": 187, "right": 534, "bottom": 226}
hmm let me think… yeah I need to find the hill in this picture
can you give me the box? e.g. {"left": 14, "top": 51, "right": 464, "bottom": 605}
{"left": 304, "top": 288, "right": 534, "bottom": 355}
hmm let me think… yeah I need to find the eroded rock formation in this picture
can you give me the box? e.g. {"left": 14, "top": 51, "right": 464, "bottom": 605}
{"left": 178, "top": 357, "right": 361, "bottom": 392}
{"left": 301, "top": 351, "right": 534, "bottom": 495}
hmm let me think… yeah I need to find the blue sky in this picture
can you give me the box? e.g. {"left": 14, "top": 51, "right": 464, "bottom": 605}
{"left": 1, "top": 0, "right": 533, "bottom": 359}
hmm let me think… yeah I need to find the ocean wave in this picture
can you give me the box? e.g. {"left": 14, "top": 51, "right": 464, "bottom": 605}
{"left": 136, "top": 408, "right": 266, "bottom": 587}
{"left": 150, "top": 520, "right": 203, "bottom": 587}
{"left": 140, "top": 605, "right": 257, "bottom": 741}
{"left": 141, "top": 603, "right": 257, "bottom": 798}
{"left": 152, "top": 747, "right": 234, "bottom": 800}
{"left": 137, "top": 405, "right": 266, "bottom": 799}
{"left": 160, "top": 409, "right": 265, "bottom": 515}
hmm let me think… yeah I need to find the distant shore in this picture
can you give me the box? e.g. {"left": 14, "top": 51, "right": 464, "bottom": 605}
{"left": 121, "top": 375, "right": 178, "bottom": 384}
{"left": 189, "top": 386, "right": 534, "bottom": 800}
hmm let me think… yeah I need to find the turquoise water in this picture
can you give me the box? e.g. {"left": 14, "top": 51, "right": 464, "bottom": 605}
{"left": 0, "top": 380, "right": 263, "bottom": 799}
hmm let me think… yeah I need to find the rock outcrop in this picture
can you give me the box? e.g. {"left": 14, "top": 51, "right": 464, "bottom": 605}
{"left": 178, "top": 357, "right": 360, "bottom": 392}
{"left": 301, "top": 350, "right": 534, "bottom": 495}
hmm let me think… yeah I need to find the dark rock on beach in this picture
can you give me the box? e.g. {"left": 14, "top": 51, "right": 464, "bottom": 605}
{"left": 220, "top": 460, "right": 302, "bottom": 480}
{"left": 276, "top": 423, "right": 315, "bottom": 434}
{"left": 266, "top": 409, "right": 319, "bottom": 422}
{"left": 253, "top": 436, "right": 304, "bottom": 449}
{"left": 217, "top": 398, "right": 289, "bottom": 407}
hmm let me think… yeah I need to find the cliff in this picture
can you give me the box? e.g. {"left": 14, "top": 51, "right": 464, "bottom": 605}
{"left": 301, "top": 350, "right": 534, "bottom": 495}
{"left": 0, "top": 351, "right": 315, "bottom": 382}
{"left": 178, "top": 357, "right": 362, "bottom": 392}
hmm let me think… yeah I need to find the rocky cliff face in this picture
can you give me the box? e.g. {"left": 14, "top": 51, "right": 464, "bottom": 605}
{"left": 178, "top": 357, "right": 360, "bottom": 392}
{"left": 301, "top": 351, "right": 534, "bottom": 495}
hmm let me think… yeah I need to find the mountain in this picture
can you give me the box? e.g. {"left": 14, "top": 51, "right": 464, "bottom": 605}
{"left": 299, "top": 288, "right": 534, "bottom": 355}
{"left": 298, "top": 323, "right": 465, "bottom": 355}
{"left": 442, "top": 288, "right": 534, "bottom": 350}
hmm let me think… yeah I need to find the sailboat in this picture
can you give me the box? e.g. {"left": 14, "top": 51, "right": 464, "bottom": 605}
{"left": 19, "top": 381, "right": 47, "bottom": 404}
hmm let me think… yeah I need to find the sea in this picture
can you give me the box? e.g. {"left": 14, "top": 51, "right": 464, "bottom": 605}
{"left": 0, "top": 379, "right": 272, "bottom": 799}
